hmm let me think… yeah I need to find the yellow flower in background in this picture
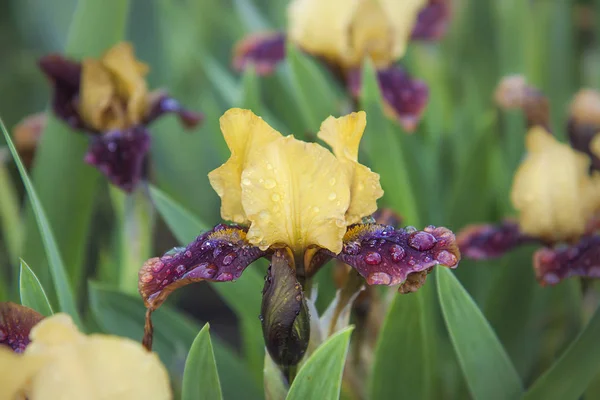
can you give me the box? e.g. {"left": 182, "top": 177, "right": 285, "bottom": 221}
{"left": 288, "top": 0, "right": 426, "bottom": 69}
{"left": 208, "top": 108, "right": 382, "bottom": 254}
{"left": 0, "top": 314, "right": 171, "bottom": 400}
{"left": 511, "top": 126, "right": 600, "bottom": 242}
{"left": 79, "top": 42, "right": 150, "bottom": 131}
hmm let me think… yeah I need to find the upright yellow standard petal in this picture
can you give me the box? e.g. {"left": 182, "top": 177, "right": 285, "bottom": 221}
{"left": 79, "top": 59, "right": 125, "bottom": 131}
{"left": 208, "top": 108, "right": 282, "bottom": 224}
{"left": 511, "top": 126, "right": 600, "bottom": 242}
{"left": 241, "top": 136, "right": 351, "bottom": 254}
{"left": 378, "top": 0, "right": 427, "bottom": 60}
{"left": 288, "top": 0, "right": 425, "bottom": 68}
{"left": 0, "top": 347, "right": 46, "bottom": 400}
{"left": 101, "top": 42, "right": 150, "bottom": 126}
{"left": 14, "top": 314, "right": 172, "bottom": 400}
{"left": 318, "top": 112, "right": 383, "bottom": 224}
{"left": 288, "top": 0, "right": 361, "bottom": 67}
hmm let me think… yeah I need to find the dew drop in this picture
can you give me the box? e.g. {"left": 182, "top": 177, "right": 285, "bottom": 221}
{"left": 312, "top": 206, "right": 320, "bottom": 213}
{"left": 357, "top": 183, "right": 365, "bottom": 191}
{"left": 266, "top": 163, "right": 273, "bottom": 170}
{"left": 329, "top": 177, "right": 336, "bottom": 186}
{"left": 201, "top": 241, "right": 215, "bottom": 251}
{"left": 436, "top": 250, "right": 458, "bottom": 266}
{"left": 367, "top": 272, "right": 391, "bottom": 285}
{"left": 271, "top": 193, "right": 281, "bottom": 202}
{"left": 365, "top": 252, "right": 382, "bottom": 265}
{"left": 217, "top": 272, "right": 234, "bottom": 281}
{"left": 259, "top": 210, "right": 271, "bottom": 221}
{"left": 389, "top": 244, "right": 405, "bottom": 262}
{"left": 175, "top": 265, "right": 186, "bottom": 274}
{"left": 222, "top": 252, "right": 237, "bottom": 266}
{"left": 295, "top": 294, "right": 302, "bottom": 302}
{"left": 335, "top": 219, "right": 346, "bottom": 228}
{"left": 242, "top": 178, "right": 252, "bottom": 186}
{"left": 343, "top": 242, "right": 361, "bottom": 255}
{"left": 141, "top": 273, "right": 154, "bottom": 283}
{"left": 151, "top": 262, "right": 164, "bottom": 273}
{"left": 161, "top": 279, "right": 169, "bottom": 286}
{"left": 408, "top": 232, "right": 437, "bottom": 251}
{"left": 328, "top": 192, "right": 337, "bottom": 201}
{"left": 264, "top": 179, "right": 277, "bottom": 189}
{"left": 213, "top": 247, "right": 223, "bottom": 258}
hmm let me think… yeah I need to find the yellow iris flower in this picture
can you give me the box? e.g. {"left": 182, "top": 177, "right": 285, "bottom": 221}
{"left": 288, "top": 0, "right": 426, "bottom": 69}
{"left": 511, "top": 126, "right": 600, "bottom": 242}
{"left": 0, "top": 314, "right": 171, "bottom": 400}
{"left": 208, "top": 109, "right": 383, "bottom": 255}
{"left": 79, "top": 42, "right": 150, "bottom": 132}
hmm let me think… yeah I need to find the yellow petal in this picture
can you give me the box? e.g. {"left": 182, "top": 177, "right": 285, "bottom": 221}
{"left": 241, "top": 136, "right": 351, "bottom": 254}
{"left": 79, "top": 59, "right": 126, "bottom": 131}
{"left": 591, "top": 133, "right": 600, "bottom": 159}
{"left": 511, "top": 126, "right": 600, "bottom": 242}
{"left": 288, "top": 0, "right": 361, "bottom": 67}
{"left": 0, "top": 347, "right": 46, "bottom": 400}
{"left": 378, "top": 0, "right": 427, "bottom": 60}
{"left": 23, "top": 314, "right": 171, "bottom": 400}
{"left": 208, "top": 109, "right": 282, "bottom": 224}
{"left": 318, "top": 112, "right": 383, "bottom": 224}
{"left": 569, "top": 89, "right": 600, "bottom": 126}
{"left": 100, "top": 42, "right": 149, "bottom": 126}
{"left": 348, "top": 0, "right": 395, "bottom": 67}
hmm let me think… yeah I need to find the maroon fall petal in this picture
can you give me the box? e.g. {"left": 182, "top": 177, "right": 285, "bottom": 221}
{"left": 534, "top": 235, "right": 600, "bottom": 286}
{"left": 0, "top": 302, "right": 44, "bottom": 353}
{"left": 84, "top": 127, "right": 151, "bottom": 193}
{"left": 328, "top": 224, "right": 460, "bottom": 293}
{"left": 233, "top": 32, "right": 286, "bottom": 76}
{"left": 373, "top": 208, "right": 403, "bottom": 228}
{"left": 411, "top": 0, "right": 451, "bottom": 41}
{"left": 144, "top": 91, "right": 204, "bottom": 129}
{"left": 38, "top": 54, "right": 86, "bottom": 131}
{"left": 457, "top": 220, "right": 538, "bottom": 260}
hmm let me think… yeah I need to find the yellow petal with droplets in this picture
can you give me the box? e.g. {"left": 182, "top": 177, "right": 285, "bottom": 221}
{"left": 0, "top": 347, "right": 46, "bottom": 399}
{"left": 79, "top": 59, "right": 125, "bottom": 131}
{"left": 318, "top": 112, "right": 383, "bottom": 224}
{"left": 511, "top": 126, "right": 600, "bottom": 242}
{"left": 101, "top": 42, "right": 150, "bottom": 126}
{"left": 241, "top": 136, "right": 351, "bottom": 254}
{"left": 24, "top": 313, "right": 171, "bottom": 400}
{"left": 288, "top": 0, "right": 361, "bottom": 67}
{"left": 208, "top": 109, "right": 282, "bottom": 224}
{"left": 379, "top": 0, "right": 427, "bottom": 60}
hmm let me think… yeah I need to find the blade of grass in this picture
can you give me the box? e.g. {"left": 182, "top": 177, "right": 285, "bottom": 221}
{"left": 0, "top": 149, "right": 23, "bottom": 263}
{"left": 1, "top": 118, "right": 81, "bottom": 327}
{"left": 19, "top": 259, "right": 54, "bottom": 316}
{"left": 286, "top": 327, "right": 354, "bottom": 400}
{"left": 182, "top": 324, "right": 224, "bottom": 400}
{"left": 437, "top": 267, "right": 523, "bottom": 400}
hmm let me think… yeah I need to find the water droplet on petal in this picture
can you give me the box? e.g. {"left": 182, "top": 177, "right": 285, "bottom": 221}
{"left": 217, "top": 272, "right": 234, "bottom": 281}
{"left": 151, "top": 262, "right": 164, "bottom": 273}
{"left": 335, "top": 219, "right": 346, "bottom": 228}
{"left": 312, "top": 206, "right": 320, "bottom": 213}
{"left": 271, "top": 193, "right": 281, "bottom": 202}
{"left": 184, "top": 250, "right": 192, "bottom": 258}
{"left": 266, "top": 163, "right": 273, "bottom": 170}
{"left": 242, "top": 178, "right": 252, "bottom": 186}
{"left": 264, "top": 179, "right": 276, "bottom": 189}
{"left": 161, "top": 279, "right": 169, "bottom": 286}
{"left": 222, "top": 252, "right": 237, "bottom": 265}
{"left": 328, "top": 192, "right": 337, "bottom": 201}
{"left": 357, "top": 183, "right": 365, "bottom": 191}
{"left": 367, "top": 272, "right": 391, "bottom": 285}
{"left": 365, "top": 252, "right": 382, "bottom": 265}
{"left": 259, "top": 210, "right": 270, "bottom": 221}
{"left": 175, "top": 265, "right": 186, "bottom": 274}
{"left": 389, "top": 244, "right": 405, "bottom": 262}
{"left": 329, "top": 177, "right": 336, "bottom": 186}
{"left": 141, "top": 273, "right": 154, "bottom": 283}
{"left": 343, "top": 242, "right": 361, "bottom": 255}
{"left": 408, "top": 232, "right": 437, "bottom": 251}
{"left": 436, "top": 250, "right": 458, "bottom": 266}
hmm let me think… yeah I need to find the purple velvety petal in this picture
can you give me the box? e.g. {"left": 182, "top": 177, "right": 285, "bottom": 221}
{"left": 411, "top": 0, "right": 450, "bottom": 41}
{"left": 144, "top": 91, "right": 204, "bottom": 129}
{"left": 327, "top": 224, "right": 460, "bottom": 293}
{"left": 139, "top": 224, "right": 266, "bottom": 349}
{"left": 373, "top": 208, "right": 403, "bottom": 228}
{"left": 457, "top": 220, "right": 538, "bottom": 260}
{"left": 38, "top": 54, "right": 86, "bottom": 131}
{"left": 567, "top": 119, "right": 600, "bottom": 171}
{"left": 84, "top": 127, "right": 151, "bottom": 192}
{"left": 233, "top": 32, "right": 286, "bottom": 76}
{"left": 347, "top": 66, "right": 429, "bottom": 132}
{"left": 534, "top": 235, "right": 600, "bottom": 286}
{"left": 0, "top": 302, "right": 44, "bottom": 353}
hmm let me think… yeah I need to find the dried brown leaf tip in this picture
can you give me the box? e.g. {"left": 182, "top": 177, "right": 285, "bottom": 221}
{"left": 494, "top": 75, "right": 550, "bottom": 129}
{"left": 38, "top": 42, "right": 202, "bottom": 192}
{"left": 233, "top": 32, "right": 286, "bottom": 76}
{"left": 457, "top": 220, "right": 538, "bottom": 260}
{"left": 0, "top": 302, "right": 44, "bottom": 353}
{"left": 329, "top": 224, "right": 459, "bottom": 292}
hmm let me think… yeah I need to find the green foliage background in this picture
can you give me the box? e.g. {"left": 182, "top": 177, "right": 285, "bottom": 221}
{"left": 1, "top": 0, "right": 600, "bottom": 399}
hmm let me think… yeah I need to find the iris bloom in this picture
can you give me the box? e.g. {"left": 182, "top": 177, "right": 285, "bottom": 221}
{"left": 39, "top": 42, "right": 202, "bottom": 192}
{"left": 0, "top": 303, "right": 170, "bottom": 399}
{"left": 233, "top": 0, "right": 450, "bottom": 131}
{"left": 138, "top": 108, "right": 460, "bottom": 367}
{"left": 458, "top": 82, "right": 600, "bottom": 286}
